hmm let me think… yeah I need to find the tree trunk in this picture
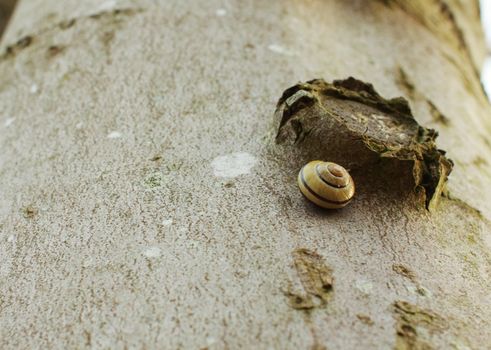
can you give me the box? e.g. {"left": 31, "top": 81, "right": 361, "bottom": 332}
{"left": 1, "top": 1, "right": 490, "bottom": 349}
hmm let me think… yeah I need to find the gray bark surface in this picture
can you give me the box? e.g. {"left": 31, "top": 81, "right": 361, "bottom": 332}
{"left": 1, "top": 1, "right": 490, "bottom": 349}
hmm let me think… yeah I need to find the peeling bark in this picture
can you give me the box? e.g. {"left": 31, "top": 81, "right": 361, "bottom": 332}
{"left": 275, "top": 77, "right": 453, "bottom": 210}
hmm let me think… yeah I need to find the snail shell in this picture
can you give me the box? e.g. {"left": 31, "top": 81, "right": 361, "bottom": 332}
{"left": 298, "top": 160, "right": 355, "bottom": 209}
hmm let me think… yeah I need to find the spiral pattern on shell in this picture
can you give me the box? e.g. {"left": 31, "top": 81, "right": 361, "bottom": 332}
{"left": 297, "top": 161, "right": 355, "bottom": 209}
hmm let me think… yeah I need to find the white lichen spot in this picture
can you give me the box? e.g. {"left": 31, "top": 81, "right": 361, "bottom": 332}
{"left": 268, "top": 44, "right": 294, "bottom": 56}
{"left": 355, "top": 279, "right": 373, "bottom": 295}
{"left": 98, "top": 0, "right": 117, "bottom": 11}
{"left": 406, "top": 284, "right": 432, "bottom": 298}
{"left": 30, "top": 84, "right": 39, "bottom": 94}
{"left": 75, "top": 122, "right": 84, "bottom": 129}
{"left": 7, "top": 235, "right": 15, "bottom": 243}
{"left": 215, "top": 8, "right": 227, "bottom": 16}
{"left": 82, "top": 257, "right": 94, "bottom": 268}
{"left": 211, "top": 152, "right": 257, "bottom": 178}
{"left": 4, "top": 118, "right": 15, "bottom": 127}
{"left": 162, "top": 219, "right": 173, "bottom": 226}
{"left": 451, "top": 341, "right": 472, "bottom": 350}
{"left": 206, "top": 337, "right": 217, "bottom": 346}
{"left": 107, "top": 131, "right": 122, "bottom": 139}
{"left": 397, "top": 133, "right": 408, "bottom": 141}
{"left": 143, "top": 246, "right": 161, "bottom": 258}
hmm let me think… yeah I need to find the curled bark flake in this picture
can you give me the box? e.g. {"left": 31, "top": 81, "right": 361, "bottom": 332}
{"left": 275, "top": 77, "right": 453, "bottom": 210}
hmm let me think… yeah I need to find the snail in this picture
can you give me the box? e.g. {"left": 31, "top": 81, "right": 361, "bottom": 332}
{"left": 297, "top": 160, "right": 355, "bottom": 209}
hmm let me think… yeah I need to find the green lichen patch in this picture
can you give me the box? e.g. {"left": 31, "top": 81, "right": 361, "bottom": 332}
{"left": 284, "top": 248, "right": 334, "bottom": 310}
{"left": 275, "top": 77, "right": 453, "bottom": 210}
{"left": 392, "top": 301, "right": 447, "bottom": 350}
{"left": 143, "top": 172, "right": 165, "bottom": 189}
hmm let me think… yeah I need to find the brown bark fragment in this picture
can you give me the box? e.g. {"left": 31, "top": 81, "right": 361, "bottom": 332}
{"left": 357, "top": 314, "right": 375, "bottom": 326}
{"left": 393, "top": 301, "right": 447, "bottom": 350}
{"left": 275, "top": 77, "right": 453, "bottom": 211}
{"left": 392, "top": 264, "right": 417, "bottom": 283}
{"left": 284, "top": 248, "right": 333, "bottom": 310}
{"left": 21, "top": 205, "right": 38, "bottom": 219}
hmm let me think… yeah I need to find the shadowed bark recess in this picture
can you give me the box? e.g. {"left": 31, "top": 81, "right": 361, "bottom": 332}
{"left": 275, "top": 77, "right": 453, "bottom": 211}
{"left": 0, "top": 0, "right": 17, "bottom": 39}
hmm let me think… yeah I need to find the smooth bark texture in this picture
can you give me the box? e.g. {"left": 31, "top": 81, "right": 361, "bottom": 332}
{"left": 1, "top": 1, "right": 490, "bottom": 349}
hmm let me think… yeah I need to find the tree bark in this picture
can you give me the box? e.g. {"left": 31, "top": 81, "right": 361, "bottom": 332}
{"left": 0, "top": 0, "right": 16, "bottom": 39}
{"left": 1, "top": 1, "right": 490, "bottom": 349}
